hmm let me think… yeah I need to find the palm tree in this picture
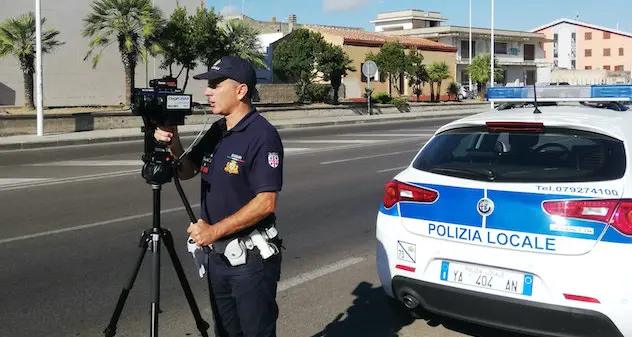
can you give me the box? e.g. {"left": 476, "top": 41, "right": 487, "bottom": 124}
{"left": 0, "top": 12, "right": 63, "bottom": 110}
{"left": 428, "top": 61, "right": 451, "bottom": 102}
{"left": 82, "top": 0, "right": 164, "bottom": 107}
{"left": 219, "top": 18, "right": 268, "bottom": 70}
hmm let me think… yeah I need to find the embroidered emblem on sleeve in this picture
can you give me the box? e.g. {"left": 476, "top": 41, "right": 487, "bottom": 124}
{"left": 267, "top": 152, "right": 280, "bottom": 168}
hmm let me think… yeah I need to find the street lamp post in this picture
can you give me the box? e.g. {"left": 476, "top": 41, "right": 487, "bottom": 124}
{"left": 490, "top": 0, "right": 495, "bottom": 108}
{"left": 469, "top": 0, "right": 472, "bottom": 93}
{"left": 35, "top": 0, "right": 44, "bottom": 136}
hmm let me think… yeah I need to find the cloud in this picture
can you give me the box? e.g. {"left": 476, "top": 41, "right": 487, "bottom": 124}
{"left": 220, "top": 5, "right": 239, "bottom": 16}
{"left": 322, "top": 0, "right": 370, "bottom": 13}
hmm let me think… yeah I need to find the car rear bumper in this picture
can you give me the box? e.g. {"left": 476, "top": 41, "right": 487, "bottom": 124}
{"left": 391, "top": 276, "right": 624, "bottom": 337}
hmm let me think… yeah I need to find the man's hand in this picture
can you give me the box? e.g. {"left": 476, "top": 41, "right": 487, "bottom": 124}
{"left": 187, "top": 219, "right": 224, "bottom": 247}
{"left": 154, "top": 126, "right": 177, "bottom": 144}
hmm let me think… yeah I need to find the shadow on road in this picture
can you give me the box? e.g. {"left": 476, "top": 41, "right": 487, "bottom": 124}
{"left": 309, "top": 281, "right": 529, "bottom": 337}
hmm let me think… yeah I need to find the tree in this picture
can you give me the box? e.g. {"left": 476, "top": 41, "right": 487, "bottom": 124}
{"left": 468, "top": 53, "right": 504, "bottom": 98}
{"left": 191, "top": 4, "right": 223, "bottom": 68}
{"left": 0, "top": 12, "right": 63, "bottom": 110}
{"left": 365, "top": 41, "right": 409, "bottom": 96}
{"left": 82, "top": 0, "right": 164, "bottom": 107}
{"left": 158, "top": 3, "right": 197, "bottom": 92}
{"left": 406, "top": 48, "right": 428, "bottom": 102}
{"left": 428, "top": 61, "right": 451, "bottom": 102}
{"left": 272, "top": 28, "right": 326, "bottom": 102}
{"left": 316, "top": 44, "right": 355, "bottom": 104}
{"left": 219, "top": 18, "right": 267, "bottom": 70}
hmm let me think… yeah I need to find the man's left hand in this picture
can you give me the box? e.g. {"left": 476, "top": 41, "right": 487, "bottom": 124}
{"left": 187, "top": 219, "right": 223, "bottom": 247}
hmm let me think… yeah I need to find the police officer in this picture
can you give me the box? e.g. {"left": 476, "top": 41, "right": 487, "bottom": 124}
{"left": 154, "top": 55, "right": 284, "bottom": 337}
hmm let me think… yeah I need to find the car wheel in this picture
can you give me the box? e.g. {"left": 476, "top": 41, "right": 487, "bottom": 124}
{"left": 458, "top": 94, "right": 464, "bottom": 101}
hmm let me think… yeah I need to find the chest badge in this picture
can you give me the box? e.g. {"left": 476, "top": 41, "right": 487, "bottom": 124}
{"left": 224, "top": 154, "right": 244, "bottom": 175}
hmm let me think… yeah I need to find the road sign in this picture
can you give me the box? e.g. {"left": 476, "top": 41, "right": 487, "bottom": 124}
{"left": 362, "top": 61, "right": 378, "bottom": 79}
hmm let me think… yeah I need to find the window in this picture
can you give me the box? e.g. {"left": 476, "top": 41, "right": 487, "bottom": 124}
{"left": 585, "top": 49, "right": 592, "bottom": 57}
{"left": 585, "top": 66, "right": 592, "bottom": 70}
{"left": 604, "top": 32, "right": 611, "bottom": 39}
{"left": 571, "top": 60, "right": 576, "bottom": 69}
{"left": 412, "top": 126, "right": 626, "bottom": 183}
{"left": 461, "top": 40, "right": 476, "bottom": 59}
{"left": 615, "top": 65, "right": 624, "bottom": 71}
{"left": 495, "top": 42, "right": 508, "bottom": 54}
{"left": 604, "top": 65, "right": 611, "bottom": 70}
{"left": 620, "top": 48, "right": 624, "bottom": 56}
{"left": 604, "top": 48, "right": 611, "bottom": 56}
{"left": 585, "top": 32, "right": 592, "bottom": 40}
{"left": 524, "top": 44, "right": 535, "bottom": 61}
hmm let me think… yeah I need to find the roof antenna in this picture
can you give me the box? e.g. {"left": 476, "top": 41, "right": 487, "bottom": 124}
{"left": 533, "top": 83, "right": 542, "bottom": 114}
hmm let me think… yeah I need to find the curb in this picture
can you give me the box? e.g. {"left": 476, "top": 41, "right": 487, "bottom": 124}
{"left": 0, "top": 111, "right": 480, "bottom": 151}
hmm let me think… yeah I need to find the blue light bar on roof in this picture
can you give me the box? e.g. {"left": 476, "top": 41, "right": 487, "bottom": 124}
{"left": 487, "top": 84, "right": 632, "bottom": 102}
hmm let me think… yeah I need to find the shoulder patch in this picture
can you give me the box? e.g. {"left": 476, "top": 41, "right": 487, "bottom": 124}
{"left": 267, "top": 152, "right": 280, "bottom": 168}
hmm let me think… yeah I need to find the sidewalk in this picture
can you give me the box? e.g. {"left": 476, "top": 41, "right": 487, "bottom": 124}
{"left": 0, "top": 108, "right": 484, "bottom": 150}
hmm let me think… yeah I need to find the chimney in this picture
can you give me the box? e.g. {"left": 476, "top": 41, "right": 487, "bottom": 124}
{"left": 288, "top": 14, "right": 296, "bottom": 32}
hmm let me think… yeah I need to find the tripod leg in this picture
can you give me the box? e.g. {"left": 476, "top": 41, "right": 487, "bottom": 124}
{"left": 161, "top": 229, "right": 211, "bottom": 337}
{"left": 150, "top": 230, "right": 161, "bottom": 337}
{"left": 103, "top": 230, "right": 151, "bottom": 337}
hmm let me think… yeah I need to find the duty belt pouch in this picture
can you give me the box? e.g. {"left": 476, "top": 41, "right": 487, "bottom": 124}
{"left": 223, "top": 238, "right": 247, "bottom": 266}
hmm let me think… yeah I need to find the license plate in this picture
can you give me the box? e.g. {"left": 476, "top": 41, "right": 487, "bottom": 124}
{"left": 439, "top": 261, "right": 533, "bottom": 296}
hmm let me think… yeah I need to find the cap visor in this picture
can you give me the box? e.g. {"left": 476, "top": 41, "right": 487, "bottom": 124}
{"left": 192, "top": 69, "right": 225, "bottom": 80}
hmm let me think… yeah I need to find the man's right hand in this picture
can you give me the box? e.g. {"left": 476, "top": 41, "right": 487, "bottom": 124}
{"left": 154, "top": 126, "right": 177, "bottom": 144}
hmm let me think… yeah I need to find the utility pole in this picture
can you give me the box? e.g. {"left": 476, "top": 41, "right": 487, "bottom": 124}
{"left": 35, "top": 0, "right": 44, "bottom": 136}
{"left": 490, "top": 0, "right": 495, "bottom": 108}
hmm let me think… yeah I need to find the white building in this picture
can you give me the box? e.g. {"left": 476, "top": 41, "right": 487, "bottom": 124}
{"left": 374, "top": 10, "right": 552, "bottom": 87}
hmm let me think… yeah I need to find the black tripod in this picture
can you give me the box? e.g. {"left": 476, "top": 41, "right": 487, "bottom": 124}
{"left": 103, "top": 121, "right": 215, "bottom": 337}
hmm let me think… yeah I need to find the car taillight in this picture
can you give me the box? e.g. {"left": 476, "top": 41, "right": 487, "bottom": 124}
{"left": 383, "top": 180, "right": 438, "bottom": 208}
{"left": 542, "top": 199, "right": 632, "bottom": 235}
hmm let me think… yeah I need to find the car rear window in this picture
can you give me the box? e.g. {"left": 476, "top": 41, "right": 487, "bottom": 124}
{"left": 412, "top": 126, "right": 626, "bottom": 182}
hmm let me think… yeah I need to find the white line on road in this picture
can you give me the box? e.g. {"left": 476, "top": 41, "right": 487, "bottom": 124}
{"left": 0, "top": 170, "right": 139, "bottom": 192}
{"left": 0, "top": 204, "right": 201, "bottom": 245}
{"left": 284, "top": 140, "right": 379, "bottom": 144}
{"left": 339, "top": 133, "right": 435, "bottom": 137}
{"left": 0, "top": 178, "right": 49, "bottom": 187}
{"left": 320, "top": 150, "right": 418, "bottom": 165}
{"left": 277, "top": 257, "right": 366, "bottom": 293}
{"left": 377, "top": 166, "right": 409, "bottom": 173}
{"left": 28, "top": 160, "right": 143, "bottom": 166}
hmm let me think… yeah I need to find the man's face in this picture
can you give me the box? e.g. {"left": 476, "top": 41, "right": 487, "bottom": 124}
{"left": 204, "top": 78, "right": 248, "bottom": 115}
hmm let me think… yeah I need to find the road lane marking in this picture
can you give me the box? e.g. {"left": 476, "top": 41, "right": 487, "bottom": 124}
{"left": 0, "top": 170, "right": 139, "bottom": 192}
{"left": 377, "top": 166, "right": 409, "bottom": 173}
{"left": 28, "top": 160, "right": 143, "bottom": 166}
{"left": 320, "top": 150, "right": 418, "bottom": 165}
{"left": 284, "top": 140, "right": 379, "bottom": 144}
{"left": 277, "top": 257, "right": 366, "bottom": 293}
{"left": 0, "top": 204, "right": 201, "bottom": 244}
{"left": 0, "top": 178, "right": 50, "bottom": 187}
{"left": 339, "top": 133, "right": 435, "bottom": 137}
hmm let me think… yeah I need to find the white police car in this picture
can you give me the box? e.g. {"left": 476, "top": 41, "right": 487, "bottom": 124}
{"left": 376, "top": 85, "right": 632, "bottom": 337}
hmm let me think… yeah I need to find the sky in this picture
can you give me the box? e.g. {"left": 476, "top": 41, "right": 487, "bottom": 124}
{"left": 207, "top": 0, "right": 632, "bottom": 33}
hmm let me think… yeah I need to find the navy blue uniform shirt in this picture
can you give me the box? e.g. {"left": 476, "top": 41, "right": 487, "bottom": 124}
{"left": 189, "top": 108, "right": 283, "bottom": 240}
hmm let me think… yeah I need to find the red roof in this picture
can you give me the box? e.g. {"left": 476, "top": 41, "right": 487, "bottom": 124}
{"left": 306, "top": 25, "right": 457, "bottom": 52}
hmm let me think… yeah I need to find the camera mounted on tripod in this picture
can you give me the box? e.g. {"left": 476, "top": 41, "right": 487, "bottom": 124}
{"left": 132, "top": 76, "right": 193, "bottom": 185}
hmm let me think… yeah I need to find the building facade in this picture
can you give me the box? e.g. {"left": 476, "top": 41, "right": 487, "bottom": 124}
{"left": 298, "top": 25, "right": 457, "bottom": 100}
{"left": 531, "top": 18, "right": 632, "bottom": 74}
{"left": 376, "top": 10, "right": 551, "bottom": 87}
{"left": 0, "top": 0, "right": 205, "bottom": 107}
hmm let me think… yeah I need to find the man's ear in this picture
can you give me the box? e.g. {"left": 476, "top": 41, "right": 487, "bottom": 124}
{"left": 236, "top": 83, "right": 249, "bottom": 100}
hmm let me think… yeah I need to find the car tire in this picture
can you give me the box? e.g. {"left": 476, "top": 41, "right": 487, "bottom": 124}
{"left": 458, "top": 94, "right": 464, "bottom": 101}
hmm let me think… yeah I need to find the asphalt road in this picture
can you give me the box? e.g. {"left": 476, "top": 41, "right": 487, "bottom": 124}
{"left": 0, "top": 116, "right": 528, "bottom": 337}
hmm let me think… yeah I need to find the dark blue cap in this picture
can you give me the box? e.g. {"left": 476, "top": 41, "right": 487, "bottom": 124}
{"left": 193, "top": 55, "right": 257, "bottom": 98}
